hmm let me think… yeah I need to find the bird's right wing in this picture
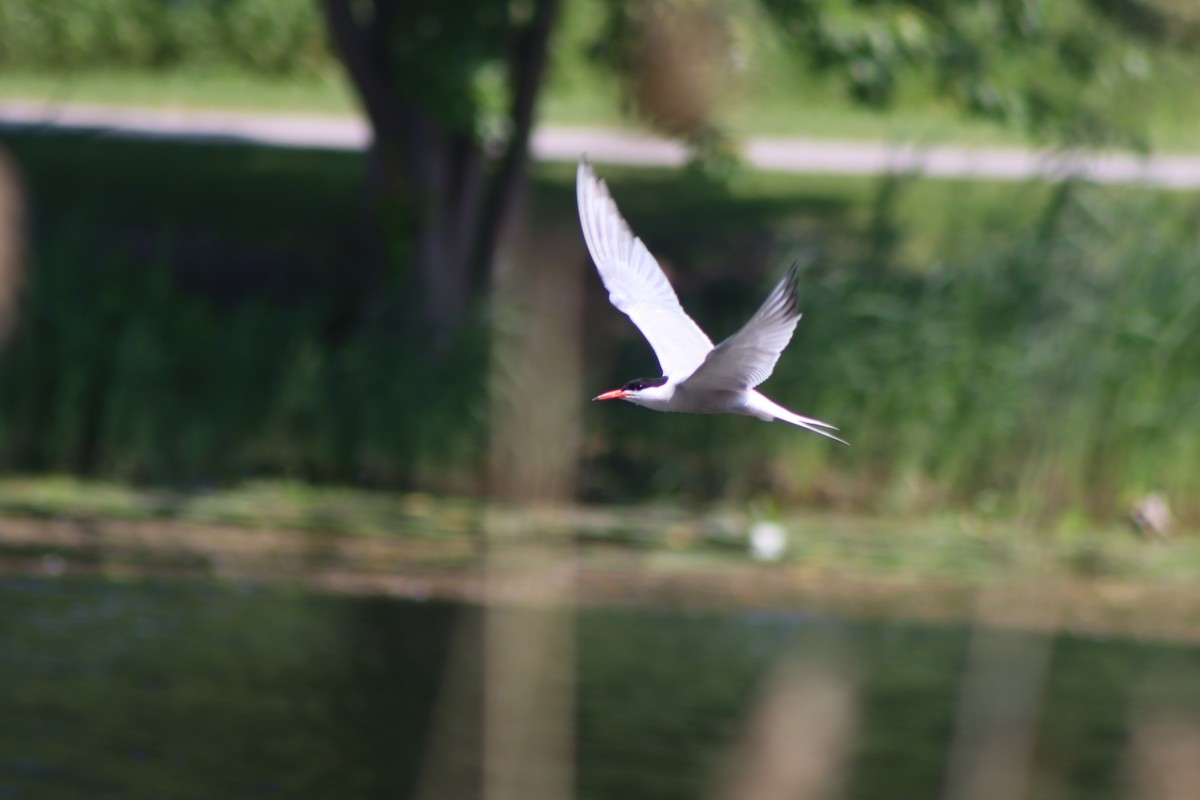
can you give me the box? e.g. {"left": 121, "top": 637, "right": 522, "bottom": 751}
{"left": 577, "top": 158, "right": 713, "bottom": 378}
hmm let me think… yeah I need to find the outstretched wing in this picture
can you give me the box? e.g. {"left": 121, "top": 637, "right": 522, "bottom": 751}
{"left": 680, "top": 264, "right": 802, "bottom": 392}
{"left": 577, "top": 158, "right": 713, "bottom": 379}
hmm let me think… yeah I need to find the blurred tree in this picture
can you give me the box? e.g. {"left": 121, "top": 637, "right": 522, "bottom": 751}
{"left": 320, "top": 0, "right": 1182, "bottom": 350}
{"left": 752, "top": 0, "right": 1184, "bottom": 145}
{"left": 1090, "top": 0, "right": 1200, "bottom": 45}
{"left": 319, "top": 0, "right": 559, "bottom": 351}
{"left": 0, "top": 149, "right": 22, "bottom": 345}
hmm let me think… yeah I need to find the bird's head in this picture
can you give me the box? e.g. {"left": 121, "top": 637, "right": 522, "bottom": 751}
{"left": 593, "top": 375, "right": 670, "bottom": 405}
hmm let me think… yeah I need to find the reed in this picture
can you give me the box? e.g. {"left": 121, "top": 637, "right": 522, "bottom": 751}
{"left": 2, "top": 133, "right": 1197, "bottom": 522}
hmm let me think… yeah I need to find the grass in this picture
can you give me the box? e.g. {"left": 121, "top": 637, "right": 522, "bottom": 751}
{"left": 0, "top": 67, "right": 357, "bottom": 114}
{"left": 2, "top": 130, "right": 1198, "bottom": 523}
{"left": 0, "top": 475, "right": 480, "bottom": 538}
{"left": 0, "top": 64, "right": 1026, "bottom": 147}
{"left": 0, "top": 65, "right": 1136, "bottom": 150}
{"left": 1, "top": 475, "right": 1198, "bottom": 590}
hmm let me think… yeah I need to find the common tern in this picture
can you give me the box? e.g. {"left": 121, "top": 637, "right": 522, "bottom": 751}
{"left": 577, "top": 158, "right": 846, "bottom": 444}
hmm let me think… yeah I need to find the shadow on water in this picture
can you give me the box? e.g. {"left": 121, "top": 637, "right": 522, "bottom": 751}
{"left": 1, "top": 575, "right": 1198, "bottom": 800}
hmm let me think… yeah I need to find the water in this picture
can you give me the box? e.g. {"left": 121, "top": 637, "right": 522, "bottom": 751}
{"left": 0, "top": 576, "right": 1197, "bottom": 799}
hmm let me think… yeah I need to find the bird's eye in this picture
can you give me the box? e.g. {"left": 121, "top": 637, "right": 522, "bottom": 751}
{"left": 622, "top": 376, "right": 666, "bottom": 392}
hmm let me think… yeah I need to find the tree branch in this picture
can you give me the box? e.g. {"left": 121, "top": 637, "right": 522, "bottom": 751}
{"left": 471, "top": 0, "right": 561, "bottom": 273}
{"left": 318, "top": 0, "right": 403, "bottom": 141}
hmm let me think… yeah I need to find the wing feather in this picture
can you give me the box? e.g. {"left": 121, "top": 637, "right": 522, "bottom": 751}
{"left": 577, "top": 159, "right": 713, "bottom": 378}
{"left": 681, "top": 263, "right": 802, "bottom": 391}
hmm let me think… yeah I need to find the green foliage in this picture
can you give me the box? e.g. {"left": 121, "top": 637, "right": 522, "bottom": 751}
{"left": 755, "top": 0, "right": 1162, "bottom": 145}
{"left": 0, "top": 134, "right": 486, "bottom": 489}
{"left": 2, "top": 0, "right": 1197, "bottom": 153}
{"left": 378, "top": 0, "right": 520, "bottom": 139}
{"left": 807, "top": 179, "right": 1200, "bottom": 517}
{"left": 564, "top": 0, "right": 1194, "bottom": 153}
{"left": 219, "top": 0, "right": 329, "bottom": 74}
{"left": 571, "top": 166, "right": 1200, "bottom": 519}
{"left": 4, "top": 133, "right": 1199, "bottom": 521}
{"left": 0, "top": 235, "right": 484, "bottom": 487}
{"left": 0, "top": 0, "right": 332, "bottom": 74}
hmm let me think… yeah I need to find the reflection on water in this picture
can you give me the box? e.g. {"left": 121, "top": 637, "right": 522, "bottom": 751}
{"left": 1, "top": 576, "right": 1198, "bottom": 799}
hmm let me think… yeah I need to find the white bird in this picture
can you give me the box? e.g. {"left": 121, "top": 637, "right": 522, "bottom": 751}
{"left": 577, "top": 158, "right": 846, "bottom": 444}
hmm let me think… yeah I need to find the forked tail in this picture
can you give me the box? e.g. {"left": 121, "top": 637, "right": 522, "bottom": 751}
{"left": 749, "top": 392, "right": 849, "bottom": 445}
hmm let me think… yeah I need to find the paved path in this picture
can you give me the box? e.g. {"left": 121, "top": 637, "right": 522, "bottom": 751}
{"left": 3, "top": 100, "right": 1200, "bottom": 189}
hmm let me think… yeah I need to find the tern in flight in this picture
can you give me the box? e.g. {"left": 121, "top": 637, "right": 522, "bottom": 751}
{"left": 577, "top": 158, "right": 846, "bottom": 444}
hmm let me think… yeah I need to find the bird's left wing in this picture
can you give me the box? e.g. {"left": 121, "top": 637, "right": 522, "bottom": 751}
{"left": 680, "top": 264, "right": 802, "bottom": 391}
{"left": 577, "top": 158, "right": 714, "bottom": 378}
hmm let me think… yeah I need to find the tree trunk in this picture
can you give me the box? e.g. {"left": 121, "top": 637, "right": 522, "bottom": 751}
{"left": 320, "top": 0, "right": 560, "bottom": 353}
{"left": 0, "top": 147, "right": 23, "bottom": 344}
{"left": 487, "top": 206, "right": 585, "bottom": 504}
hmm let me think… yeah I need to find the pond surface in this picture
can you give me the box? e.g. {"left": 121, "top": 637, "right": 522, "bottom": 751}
{"left": 1, "top": 575, "right": 1198, "bottom": 800}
